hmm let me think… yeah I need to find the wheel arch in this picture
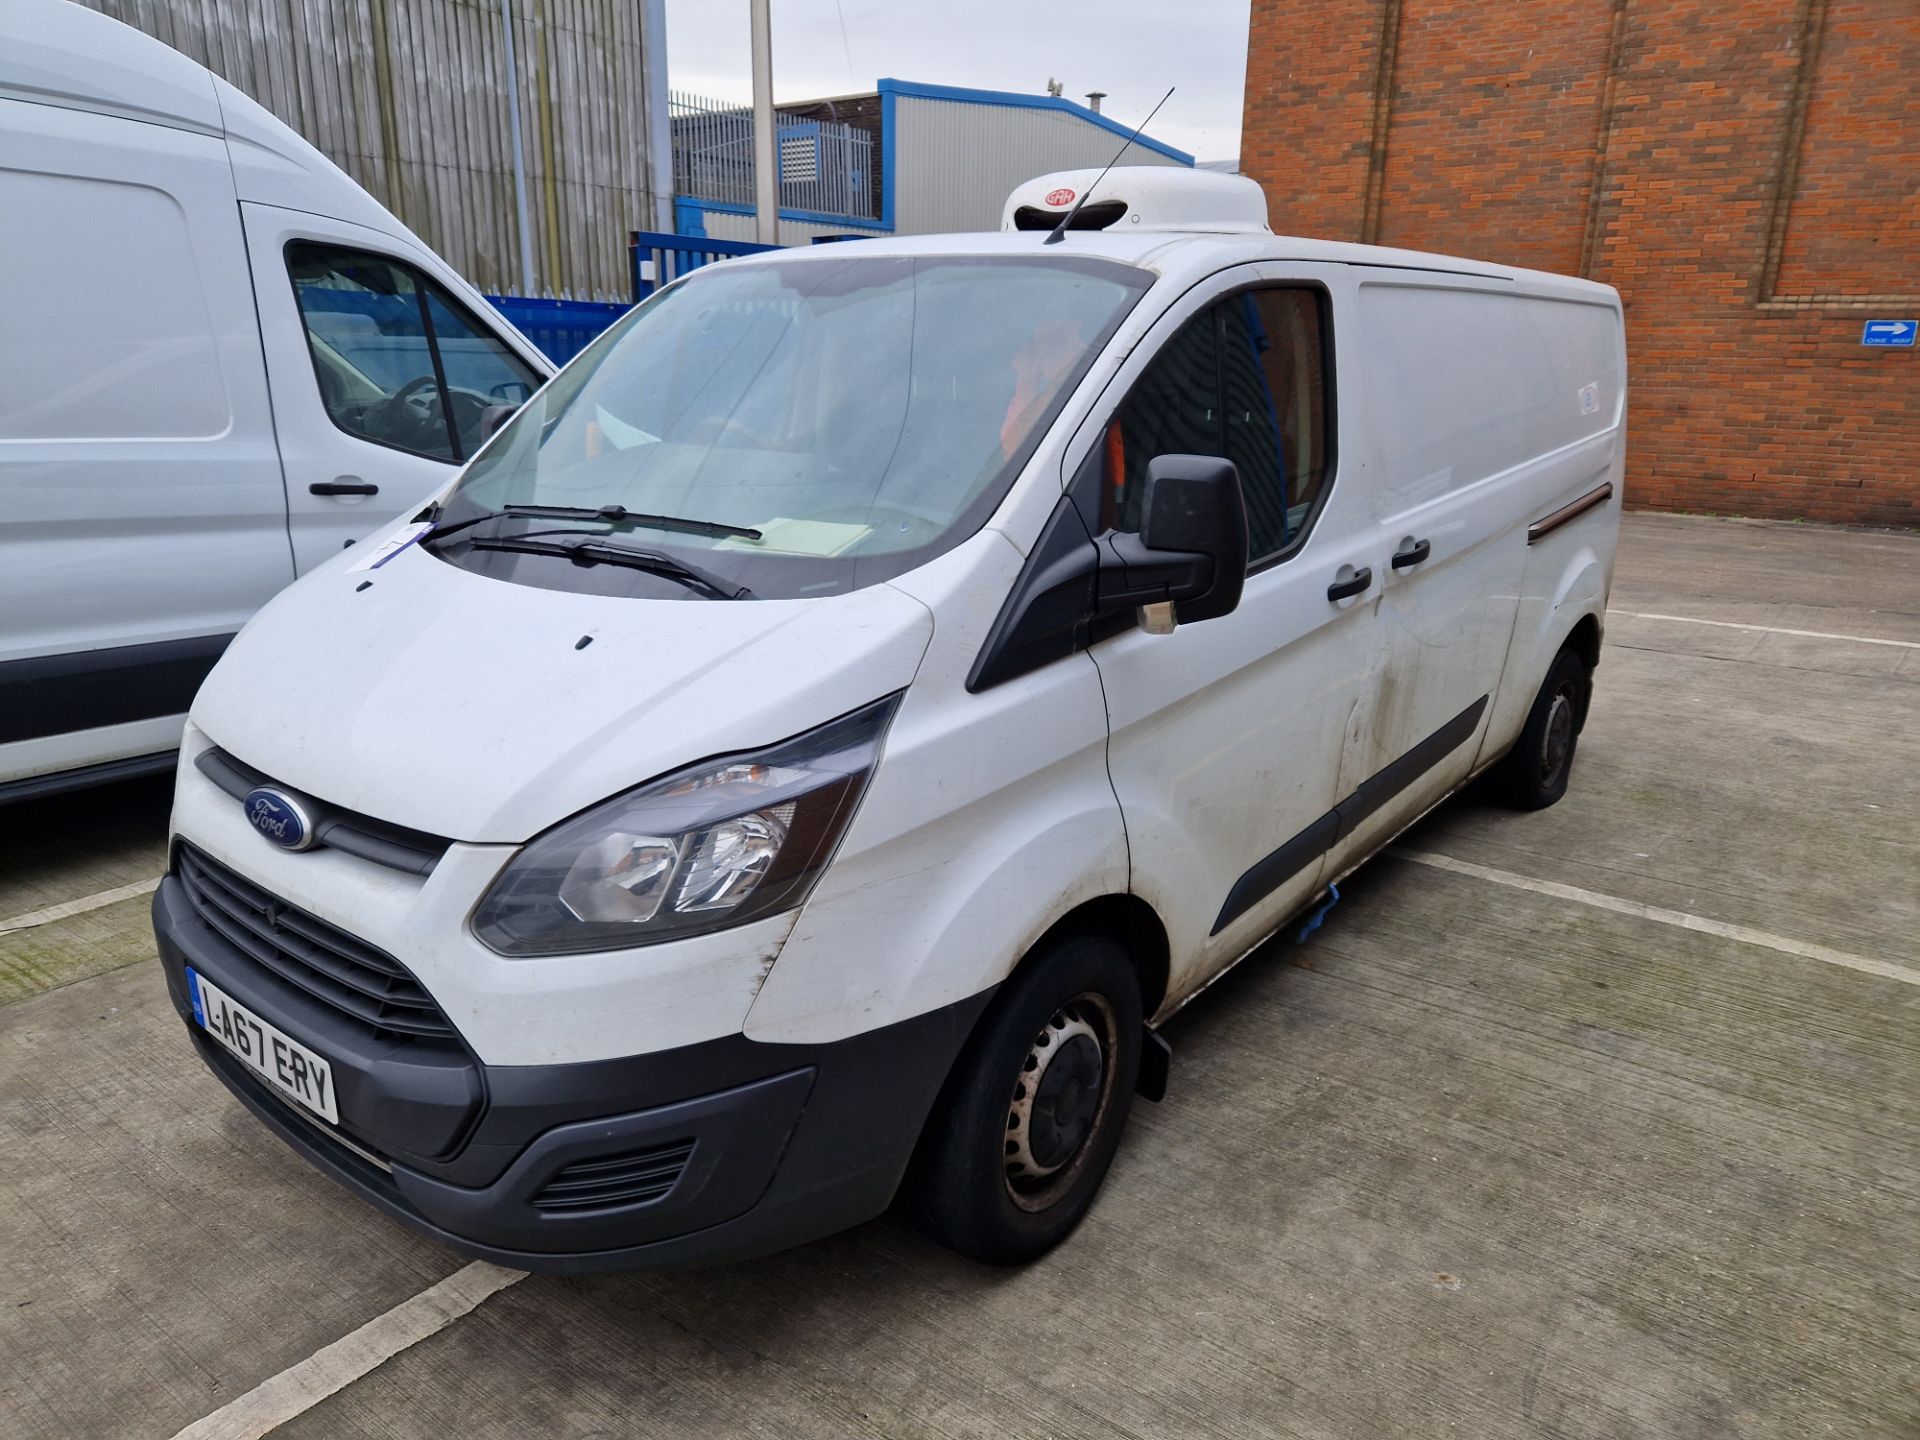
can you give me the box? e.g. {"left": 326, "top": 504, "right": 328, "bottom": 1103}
{"left": 1561, "top": 612, "right": 1602, "bottom": 728}
{"left": 1009, "top": 892, "right": 1172, "bottom": 1023}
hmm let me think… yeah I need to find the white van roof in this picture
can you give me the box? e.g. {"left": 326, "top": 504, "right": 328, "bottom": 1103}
{"left": 0, "top": 0, "right": 423, "bottom": 241}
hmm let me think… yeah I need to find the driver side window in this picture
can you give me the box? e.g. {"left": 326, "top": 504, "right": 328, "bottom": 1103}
{"left": 286, "top": 243, "right": 537, "bottom": 464}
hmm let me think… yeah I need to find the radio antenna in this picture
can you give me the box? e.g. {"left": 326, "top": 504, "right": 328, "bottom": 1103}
{"left": 1044, "top": 86, "right": 1176, "bottom": 245}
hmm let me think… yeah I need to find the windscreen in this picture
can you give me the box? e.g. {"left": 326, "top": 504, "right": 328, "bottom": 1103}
{"left": 434, "top": 253, "right": 1150, "bottom": 600}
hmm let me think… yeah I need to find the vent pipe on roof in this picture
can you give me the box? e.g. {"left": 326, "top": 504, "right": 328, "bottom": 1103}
{"left": 1085, "top": 91, "right": 1106, "bottom": 113}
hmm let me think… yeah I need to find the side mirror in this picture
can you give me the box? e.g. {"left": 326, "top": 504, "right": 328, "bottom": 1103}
{"left": 1095, "top": 454, "right": 1249, "bottom": 627}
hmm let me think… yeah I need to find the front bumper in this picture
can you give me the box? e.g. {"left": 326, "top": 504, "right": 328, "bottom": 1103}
{"left": 154, "top": 874, "right": 989, "bottom": 1272}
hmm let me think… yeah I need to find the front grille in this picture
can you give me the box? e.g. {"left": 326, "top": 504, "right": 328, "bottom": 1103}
{"left": 196, "top": 746, "right": 449, "bottom": 877}
{"left": 176, "top": 843, "right": 459, "bottom": 1045}
{"left": 531, "top": 1139, "right": 696, "bottom": 1213}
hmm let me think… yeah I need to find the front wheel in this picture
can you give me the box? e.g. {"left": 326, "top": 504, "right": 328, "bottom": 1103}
{"left": 1495, "top": 645, "right": 1591, "bottom": 810}
{"left": 902, "top": 934, "right": 1142, "bottom": 1265}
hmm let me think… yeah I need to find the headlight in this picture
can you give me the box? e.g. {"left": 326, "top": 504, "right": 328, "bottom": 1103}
{"left": 472, "top": 695, "right": 900, "bottom": 955}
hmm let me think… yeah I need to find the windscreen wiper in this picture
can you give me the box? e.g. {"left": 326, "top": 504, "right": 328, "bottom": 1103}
{"left": 427, "top": 502, "right": 761, "bottom": 543}
{"left": 468, "top": 535, "right": 753, "bottom": 600}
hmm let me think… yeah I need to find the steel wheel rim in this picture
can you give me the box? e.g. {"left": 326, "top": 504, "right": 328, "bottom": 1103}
{"left": 1541, "top": 690, "right": 1575, "bottom": 784}
{"left": 1003, "top": 991, "right": 1119, "bottom": 1212}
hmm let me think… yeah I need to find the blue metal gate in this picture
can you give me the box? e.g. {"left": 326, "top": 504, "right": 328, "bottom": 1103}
{"left": 629, "top": 229, "right": 777, "bottom": 300}
{"left": 481, "top": 232, "right": 792, "bottom": 367}
{"left": 483, "top": 296, "right": 632, "bottom": 365}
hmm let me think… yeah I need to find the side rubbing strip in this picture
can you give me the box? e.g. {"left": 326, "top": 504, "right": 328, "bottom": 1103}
{"left": 0, "top": 633, "right": 233, "bottom": 745}
{"left": 1211, "top": 813, "right": 1338, "bottom": 937}
{"left": 1331, "top": 693, "right": 1487, "bottom": 844}
{"left": 1528, "top": 482, "right": 1613, "bottom": 545}
{"left": 1210, "top": 694, "right": 1490, "bottom": 936}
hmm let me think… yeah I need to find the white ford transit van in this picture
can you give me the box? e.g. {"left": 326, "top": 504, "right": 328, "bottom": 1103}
{"left": 153, "top": 167, "right": 1625, "bottom": 1270}
{"left": 0, "top": 0, "right": 552, "bottom": 801}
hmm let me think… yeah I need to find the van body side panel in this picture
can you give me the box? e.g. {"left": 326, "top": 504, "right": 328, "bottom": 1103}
{"left": 0, "top": 97, "right": 290, "bottom": 786}
{"left": 1486, "top": 534, "right": 1616, "bottom": 766}
{"left": 746, "top": 533, "right": 1129, "bottom": 1045}
{"left": 1324, "top": 277, "right": 1624, "bottom": 872}
{"left": 1477, "top": 307, "right": 1627, "bottom": 765}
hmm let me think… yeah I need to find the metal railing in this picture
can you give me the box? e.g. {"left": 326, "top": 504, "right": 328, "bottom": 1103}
{"left": 671, "top": 90, "right": 878, "bottom": 221}
{"left": 484, "top": 296, "right": 632, "bottom": 365}
{"left": 628, "top": 230, "right": 777, "bottom": 301}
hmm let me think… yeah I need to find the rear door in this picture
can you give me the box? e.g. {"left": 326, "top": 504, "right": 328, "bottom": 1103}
{"left": 240, "top": 206, "right": 547, "bottom": 573}
{"left": 1086, "top": 264, "right": 1382, "bottom": 1004}
{"left": 0, "top": 96, "right": 289, "bottom": 783}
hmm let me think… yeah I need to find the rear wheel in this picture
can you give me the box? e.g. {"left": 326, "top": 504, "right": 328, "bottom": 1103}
{"left": 1495, "top": 645, "right": 1591, "bottom": 810}
{"left": 903, "top": 934, "right": 1142, "bottom": 1265}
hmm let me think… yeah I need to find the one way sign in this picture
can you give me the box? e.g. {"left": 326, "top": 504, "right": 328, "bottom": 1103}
{"left": 1861, "top": 319, "right": 1916, "bottom": 347}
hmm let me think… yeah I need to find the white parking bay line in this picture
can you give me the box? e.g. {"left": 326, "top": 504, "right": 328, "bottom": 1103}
{"left": 1608, "top": 609, "right": 1920, "bottom": 650}
{"left": 0, "top": 876, "right": 161, "bottom": 935}
{"left": 170, "top": 1261, "right": 527, "bottom": 1440}
{"left": 1391, "top": 849, "right": 1920, "bottom": 988}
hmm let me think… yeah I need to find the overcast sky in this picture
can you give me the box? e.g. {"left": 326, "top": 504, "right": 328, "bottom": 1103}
{"left": 663, "top": 0, "right": 1252, "bottom": 164}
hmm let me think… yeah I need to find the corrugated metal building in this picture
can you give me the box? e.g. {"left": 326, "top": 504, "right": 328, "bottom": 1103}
{"left": 70, "top": 0, "right": 669, "bottom": 300}
{"left": 679, "top": 78, "right": 1191, "bottom": 245}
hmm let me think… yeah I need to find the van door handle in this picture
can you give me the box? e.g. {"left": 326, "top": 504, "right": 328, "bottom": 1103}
{"left": 310, "top": 479, "right": 379, "bottom": 497}
{"left": 1390, "top": 538, "right": 1432, "bottom": 569}
{"left": 1326, "top": 566, "right": 1372, "bottom": 602}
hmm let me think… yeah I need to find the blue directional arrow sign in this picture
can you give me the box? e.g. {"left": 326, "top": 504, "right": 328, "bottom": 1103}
{"left": 1861, "top": 319, "right": 1916, "bottom": 347}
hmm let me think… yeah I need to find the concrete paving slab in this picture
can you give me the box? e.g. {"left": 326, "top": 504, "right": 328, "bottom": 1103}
{"left": 1424, "top": 643, "right": 1920, "bottom": 963}
{"left": 0, "top": 961, "right": 464, "bottom": 1440}
{"left": 0, "top": 772, "right": 174, "bottom": 1001}
{"left": 1612, "top": 515, "right": 1920, "bottom": 643}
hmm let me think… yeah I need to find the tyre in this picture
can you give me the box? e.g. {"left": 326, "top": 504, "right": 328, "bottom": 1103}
{"left": 1495, "top": 644, "right": 1591, "bottom": 810}
{"left": 903, "top": 934, "right": 1143, "bottom": 1265}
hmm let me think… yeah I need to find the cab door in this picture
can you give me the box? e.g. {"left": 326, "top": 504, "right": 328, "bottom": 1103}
{"left": 1084, "top": 265, "right": 1382, "bottom": 1006}
{"left": 240, "top": 205, "right": 549, "bottom": 573}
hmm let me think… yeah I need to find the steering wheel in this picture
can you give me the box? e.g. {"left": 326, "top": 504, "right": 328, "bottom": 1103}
{"left": 375, "top": 374, "right": 443, "bottom": 445}
{"left": 388, "top": 374, "right": 440, "bottom": 409}
{"left": 440, "top": 387, "right": 492, "bottom": 443}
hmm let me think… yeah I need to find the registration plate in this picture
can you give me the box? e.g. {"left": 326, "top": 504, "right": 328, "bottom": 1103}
{"left": 187, "top": 967, "right": 339, "bottom": 1124}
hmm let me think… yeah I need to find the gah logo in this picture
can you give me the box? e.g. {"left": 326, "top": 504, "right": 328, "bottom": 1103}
{"left": 243, "top": 787, "right": 318, "bottom": 852}
{"left": 1045, "top": 187, "right": 1076, "bottom": 207}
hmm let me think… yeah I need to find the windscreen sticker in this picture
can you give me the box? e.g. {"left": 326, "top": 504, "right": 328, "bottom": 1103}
{"left": 347, "top": 521, "right": 435, "bottom": 572}
{"left": 714, "top": 517, "right": 875, "bottom": 556}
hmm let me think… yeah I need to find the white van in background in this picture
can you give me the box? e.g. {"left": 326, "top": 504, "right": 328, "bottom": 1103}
{"left": 154, "top": 167, "right": 1624, "bottom": 1271}
{"left": 0, "top": 0, "right": 552, "bottom": 801}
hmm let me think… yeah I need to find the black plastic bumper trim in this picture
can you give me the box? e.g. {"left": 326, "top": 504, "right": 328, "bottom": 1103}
{"left": 158, "top": 872, "right": 994, "bottom": 1270}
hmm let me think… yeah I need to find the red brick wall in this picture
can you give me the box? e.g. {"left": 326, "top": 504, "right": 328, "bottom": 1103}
{"left": 1242, "top": 0, "right": 1919, "bottom": 525}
